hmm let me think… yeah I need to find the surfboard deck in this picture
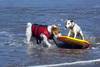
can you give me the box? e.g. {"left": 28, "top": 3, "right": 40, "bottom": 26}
{"left": 57, "top": 36, "right": 90, "bottom": 49}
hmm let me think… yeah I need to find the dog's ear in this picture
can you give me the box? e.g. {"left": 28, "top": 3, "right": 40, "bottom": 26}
{"left": 69, "top": 20, "right": 74, "bottom": 26}
{"left": 70, "top": 20, "right": 73, "bottom": 23}
{"left": 51, "top": 26, "right": 57, "bottom": 31}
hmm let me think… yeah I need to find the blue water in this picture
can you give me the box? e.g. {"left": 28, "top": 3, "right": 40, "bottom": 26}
{"left": 0, "top": 0, "right": 100, "bottom": 67}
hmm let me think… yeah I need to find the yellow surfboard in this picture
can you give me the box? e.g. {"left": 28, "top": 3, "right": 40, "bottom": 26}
{"left": 57, "top": 36, "right": 90, "bottom": 49}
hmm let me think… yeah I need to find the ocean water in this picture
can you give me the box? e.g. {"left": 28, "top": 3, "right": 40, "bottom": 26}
{"left": 0, "top": 0, "right": 100, "bottom": 67}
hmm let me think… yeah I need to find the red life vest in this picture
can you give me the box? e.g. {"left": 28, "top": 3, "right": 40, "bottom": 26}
{"left": 31, "top": 24, "right": 52, "bottom": 39}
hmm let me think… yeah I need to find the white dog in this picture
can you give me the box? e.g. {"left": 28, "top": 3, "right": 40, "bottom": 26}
{"left": 26, "top": 22, "right": 61, "bottom": 47}
{"left": 65, "top": 20, "right": 84, "bottom": 40}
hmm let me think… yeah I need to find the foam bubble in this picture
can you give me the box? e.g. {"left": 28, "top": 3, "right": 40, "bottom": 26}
{"left": 91, "top": 47, "right": 97, "bottom": 50}
{"left": 96, "top": 42, "right": 100, "bottom": 45}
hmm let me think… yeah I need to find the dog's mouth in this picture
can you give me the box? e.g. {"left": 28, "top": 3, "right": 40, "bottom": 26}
{"left": 69, "top": 26, "right": 74, "bottom": 29}
{"left": 52, "top": 30, "right": 61, "bottom": 38}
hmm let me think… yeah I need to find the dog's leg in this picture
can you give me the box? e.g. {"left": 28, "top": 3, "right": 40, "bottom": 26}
{"left": 80, "top": 31, "right": 84, "bottom": 40}
{"left": 68, "top": 30, "right": 71, "bottom": 37}
{"left": 40, "top": 34, "right": 51, "bottom": 47}
{"left": 74, "top": 32, "right": 77, "bottom": 38}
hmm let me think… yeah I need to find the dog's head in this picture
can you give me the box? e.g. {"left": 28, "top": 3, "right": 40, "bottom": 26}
{"left": 51, "top": 25, "right": 61, "bottom": 38}
{"left": 65, "top": 20, "right": 75, "bottom": 29}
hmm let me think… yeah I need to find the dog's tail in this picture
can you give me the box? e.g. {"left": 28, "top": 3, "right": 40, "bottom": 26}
{"left": 27, "top": 22, "right": 32, "bottom": 28}
{"left": 26, "top": 22, "right": 32, "bottom": 43}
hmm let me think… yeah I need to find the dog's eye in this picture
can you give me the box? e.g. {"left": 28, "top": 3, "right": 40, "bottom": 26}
{"left": 68, "top": 23, "right": 70, "bottom": 24}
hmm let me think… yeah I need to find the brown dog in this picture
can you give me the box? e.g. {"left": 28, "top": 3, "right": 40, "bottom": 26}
{"left": 26, "top": 22, "right": 61, "bottom": 47}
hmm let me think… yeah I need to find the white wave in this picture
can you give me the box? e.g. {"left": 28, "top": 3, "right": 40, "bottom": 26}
{"left": 0, "top": 31, "right": 14, "bottom": 37}
{"left": 0, "top": 31, "right": 7, "bottom": 34}
{"left": 28, "top": 58, "right": 100, "bottom": 67}
{"left": 0, "top": 31, "right": 9, "bottom": 36}
{"left": 0, "top": 31, "right": 24, "bottom": 46}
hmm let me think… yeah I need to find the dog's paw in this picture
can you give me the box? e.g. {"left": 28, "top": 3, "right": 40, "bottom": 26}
{"left": 47, "top": 44, "right": 52, "bottom": 48}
